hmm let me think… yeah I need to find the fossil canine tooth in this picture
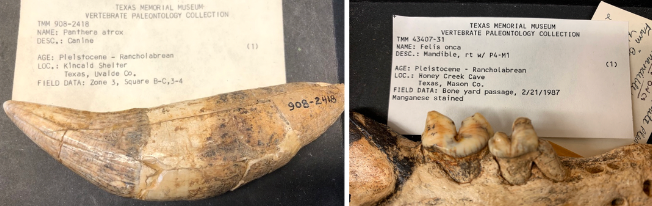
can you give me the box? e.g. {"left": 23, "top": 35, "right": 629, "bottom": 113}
{"left": 488, "top": 117, "right": 540, "bottom": 185}
{"left": 3, "top": 82, "right": 344, "bottom": 201}
{"left": 421, "top": 111, "right": 493, "bottom": 183}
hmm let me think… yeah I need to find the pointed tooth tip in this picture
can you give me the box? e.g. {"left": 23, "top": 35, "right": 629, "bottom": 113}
{"left": 426, "top": 111, "right": 451, "bottom": 124}
{"left": 3, "top": 100, "right": 22, "bottom": 120}
{"left": 3, "top": 100, "right": 14, "bottom": 114}
{"left": 427, "top": 110, "right": 444, "bottom": 116}
{"left": 489, "top": 132, "right": 510, "bottom": 147}
{"left": 492, "top": 132, "right": 509, "bottom": 139}
{"left": 512, "top": 117, "right": 532, "bottom": 128}
{"left": 3, "top": 100, "right": 35, "bottom": 119}
{"left": 489, "top": 132, "right": 511, "bottom": 157}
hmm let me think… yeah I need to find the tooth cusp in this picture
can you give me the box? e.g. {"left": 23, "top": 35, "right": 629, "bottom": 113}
{"left": 488, "top": 132, "right": 511, "bottom": 158}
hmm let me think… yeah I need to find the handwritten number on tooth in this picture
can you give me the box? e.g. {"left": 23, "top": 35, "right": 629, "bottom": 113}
{"left": 287, "top": 96, "right": 337, "bottom": 111}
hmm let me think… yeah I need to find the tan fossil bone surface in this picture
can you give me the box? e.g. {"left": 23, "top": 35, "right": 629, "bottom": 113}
{"left": 349, "top": 111, "right": 652, "bottom": 206}
{"left": 4, "top": 82, "right": 344, "bottom": 201}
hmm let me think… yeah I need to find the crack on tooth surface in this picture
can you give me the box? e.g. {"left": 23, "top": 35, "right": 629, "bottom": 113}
{"left": 56, "top": 130, "right": 68, "bottom": 160}
{"left": 138, "top": 157, "right": 164, "bottom": 199}
{"left": 230, "top": 153, "right": 274, "bottom": 191}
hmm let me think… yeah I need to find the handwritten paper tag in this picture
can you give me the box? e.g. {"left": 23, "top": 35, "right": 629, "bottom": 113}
{"left": 12, "top": 0, "right": 285, "bottom": 112}
{"left": 593, "top": 1, "right": 652, "bottom": 143}
{"left": 388, "top": 16, "right": 632, "bottom": 139}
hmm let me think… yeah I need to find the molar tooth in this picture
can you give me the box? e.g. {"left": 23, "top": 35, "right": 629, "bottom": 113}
{"left": 489, "top": 117, "right": 540, "bottom": 185}
{"left": 489, "top": 118, "right": 539, "bottom": 158}
{"left": 421, "top": 111, "right": 492, "bottom": 183}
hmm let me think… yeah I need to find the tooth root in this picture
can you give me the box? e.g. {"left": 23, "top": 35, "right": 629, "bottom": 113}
{"left": 3, "top": 82, "right": 344, "bottom": 200}
{"left": 489, "top": 118, "right": 540, "bottom": 185}
{"left": 494, "top": 150, "right": 539, "bottom": 185}
{"left": 426, "top": 147, "right": 488, "bottom": 183}
{"left": 421, "top": 111, "right": 492, "bottom": 183}
{"left": 534, "top": 140, "right": 568, "bottom": 182}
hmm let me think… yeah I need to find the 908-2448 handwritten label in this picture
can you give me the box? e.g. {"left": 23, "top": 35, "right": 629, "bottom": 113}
{"left": 388, "top": 16, "right": 632, "bottom": 139}
{"left": 287, "top": 95, "right": 337, "bottom": 111}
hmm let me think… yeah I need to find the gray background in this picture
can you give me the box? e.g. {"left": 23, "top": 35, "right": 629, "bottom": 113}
{"left": 0, "top": 0, "right": 344, "bottom": 205}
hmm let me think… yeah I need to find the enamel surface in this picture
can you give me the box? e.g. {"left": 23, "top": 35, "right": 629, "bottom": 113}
{"left": 488, "top": 117, "right": 539, "bottom": 158}
{"left": 4, "top": 82, "right": 344, "bottom": 201}
{"left": 421, "top": 111, "right": 493, "bottom": 157}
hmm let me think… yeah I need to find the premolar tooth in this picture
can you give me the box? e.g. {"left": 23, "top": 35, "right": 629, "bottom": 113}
{"left": 421, "top": 111, "right": 493, "bottom": 183}
{"left": 422, "top": 111, "right": 493, "bottom": 158}
{"left": 489, "top": 117, "right": 540, "bottom": 185}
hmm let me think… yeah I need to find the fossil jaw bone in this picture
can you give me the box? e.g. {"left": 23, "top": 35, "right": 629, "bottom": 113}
{"left": 488, "top": 117, "right": 540, "bottom": 185}
{"left": 4, "top": 82, "right": 344, "bottom": 201}
{"left": 421, "top": 111, "right": 493, "bottom": 183}
{"left": 349, "top": 112, "right": 652, "bottom": 206}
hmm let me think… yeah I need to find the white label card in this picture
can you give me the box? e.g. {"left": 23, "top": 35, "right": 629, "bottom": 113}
{"left": 388, "top": 16, "right": 632, "bottom": 139}
{"left": 593, "top": 1, "right": 652, "bottom": 143}
{"left": 13, "top": 0, "right": 285, "bottom": 112}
